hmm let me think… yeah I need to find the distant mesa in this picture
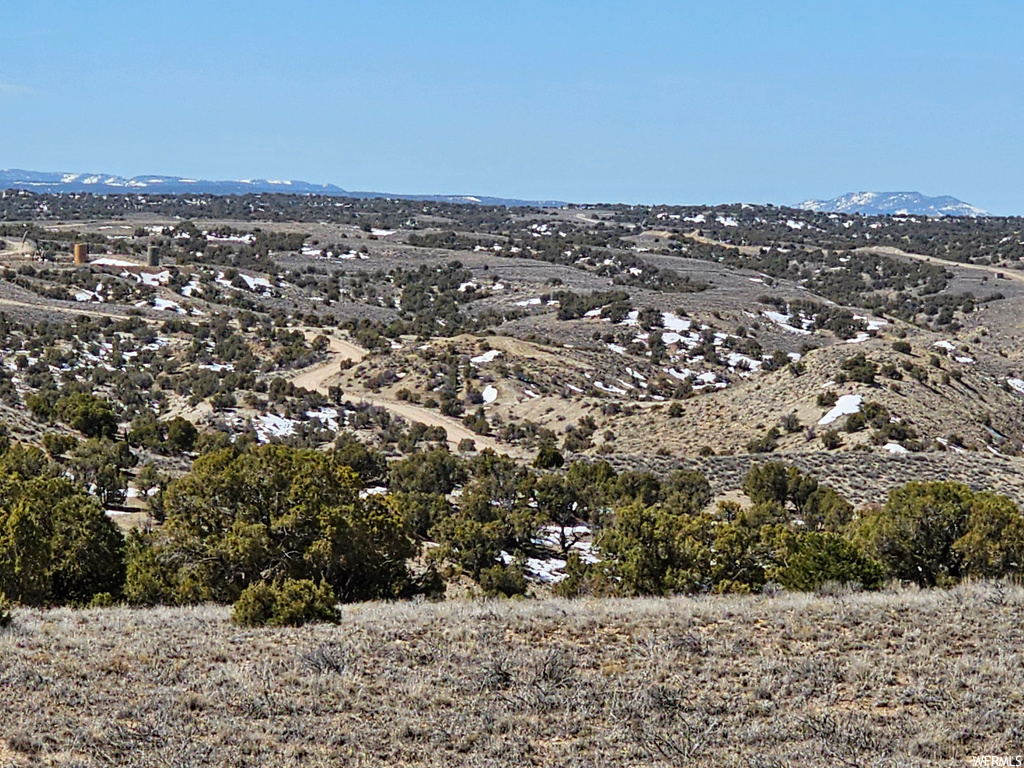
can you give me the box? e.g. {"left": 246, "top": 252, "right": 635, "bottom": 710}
{"left": 0, "top": 169, "right": 566, "bottom": 208}
{"left": 798, "top": 191, "right": 988, "bottom": 218}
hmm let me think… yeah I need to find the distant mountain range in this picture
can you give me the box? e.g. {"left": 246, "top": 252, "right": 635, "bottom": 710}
{"left": 0, "top": 171, "right": 994, "bottom": 217}
{"left": 798, "top": 191, "right": 988, "bottom": 218}
{"left": 0, "top": 169, "right": 566, "bottom": 207}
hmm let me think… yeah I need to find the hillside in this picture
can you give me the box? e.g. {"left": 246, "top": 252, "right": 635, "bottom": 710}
{"left": 2, "top": 192, "right": 1024, "bottom": 488}
{"left": 1, "top": 582, "right": 1019, "bottom": 766}
{"left": 3, "top": 191, "right": 1024, "bottom": 594}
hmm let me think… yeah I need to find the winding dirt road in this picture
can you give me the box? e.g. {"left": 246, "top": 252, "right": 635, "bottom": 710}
{"left": 291, "top": 333, "right": 523, "bottom": 456}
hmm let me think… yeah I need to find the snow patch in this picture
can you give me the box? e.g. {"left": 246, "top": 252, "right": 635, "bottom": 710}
{"left": 818, "top": 394, "right": 863, "bottom": 425}
{"left": 470, "top": 349, "right": 501, "bottom": 365}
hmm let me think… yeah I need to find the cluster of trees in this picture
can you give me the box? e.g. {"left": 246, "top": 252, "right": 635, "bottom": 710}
{"left": 561, "top": 463, "right": 1024, "bottom": 597}
{"left": 684, "top": 240, "right": 977, "bottom": 328}
{"left": 7, "top": 190, "right": 1024, "bottom": 275}
{"left": 4, "top": 424, "right": 1024, "bottom": 625}
{"left": 640, "top": 202, "right": 1024, "bottom": 269}
{"left": 0, "top": 444, "right": 126, "bottom": 606}
{"left": 125, "top": 445, "right": 424, "bottom": 609}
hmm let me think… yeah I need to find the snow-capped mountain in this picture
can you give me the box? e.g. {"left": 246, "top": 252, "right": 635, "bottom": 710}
{"left": 798, "top": 192, "right": 988, "bottom": 217}
{"left": 0, "top": 169, "right": 565, "bottom": 207}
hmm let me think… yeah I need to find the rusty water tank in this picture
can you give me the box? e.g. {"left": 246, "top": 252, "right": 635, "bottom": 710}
{"left": 73, "top": 243, "right": 89, "bottom": 265}
{"left": 147, "top": 245, "right": 160, "bottom": 267}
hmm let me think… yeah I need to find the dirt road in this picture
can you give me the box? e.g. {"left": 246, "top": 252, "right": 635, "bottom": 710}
{"left": 674, "top": 230, "right": 763, "bottom": 256}
{"left": 0, "top": 238, "right": 35, "bottom": 259}
{"left": 290, "top": 333, "right": 524, "bottom": 456}
{"left": 857, "top": 245, "right": 1024, "bottom": 286}
{"left": 670, "top": 229, "right": 1024, "bottom": 286}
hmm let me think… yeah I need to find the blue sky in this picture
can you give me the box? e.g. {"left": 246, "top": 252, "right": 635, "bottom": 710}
{"left": 1, "top": 1, "right": 1022, "bottom": 212}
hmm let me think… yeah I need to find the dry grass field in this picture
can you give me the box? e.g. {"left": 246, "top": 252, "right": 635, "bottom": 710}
{"left": 2, "top": 584, "right": 1022, "bottom": 766}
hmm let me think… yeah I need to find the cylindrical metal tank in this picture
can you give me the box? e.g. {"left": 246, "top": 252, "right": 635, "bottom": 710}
{"left": 147, "top": 245, "right": 160, "bottom": 267}
{"left": 73, "top": 243, "right": 89, "bottom": 265}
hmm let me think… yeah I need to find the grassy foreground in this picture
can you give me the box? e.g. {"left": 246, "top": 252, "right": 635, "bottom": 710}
{"left": 1, "top": 584, "right": 1022, "bottom": 766}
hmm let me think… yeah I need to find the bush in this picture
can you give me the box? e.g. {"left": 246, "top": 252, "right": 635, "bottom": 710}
{"left": 479, "top": 563, "right": 528, "bottom": 597}
{"left": 232, "top": 579, "right": 339, "bottom": 627}
{"left": 0, "top": 593, "right": 11, "bottom": 628}
{"left": 0, "top": 478, "right": 126, "bottom": 606}
{"left": 840, "top": 353, "right": 877, "bottom": 385}
{"left": 844, "top": 412, "right": 867, "bottom": 433}
{"left": 780, "top": 412, "right": 801, "bottom": 433}
{"left": 165, "top": 417, "right": 198, "bottom": 453}
{"left": 892, "top": 340, "right": 912, "bottom": 354}
{"left": 534, "top": 446, "right": 565, "bottom": 470}
{"left": 54, "top": 393, "right": 118, "bottom": 439}
{"left": 768, "top": 532, "right": 884, "bottom": 591}
{"left": 155, "top": 444, "right": 418, "bottom": 603}
{"left": 820, "top": 429, "right": 842, "bottom": 449}
{"left": 743, "top": 463, "right": 790, "bottom": 506}
{"left": 851, "top": 481, "right": 975, "bottom": 587}
{"left": 41, "top": 433, "right": 78, "bottom": 458}
{"left": 745, "top": 428, "right": 779, "bottom": 454}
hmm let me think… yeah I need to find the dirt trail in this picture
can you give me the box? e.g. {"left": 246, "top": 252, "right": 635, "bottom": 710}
{"left": 290, "top": 333, "right": 525, "bottom": 457}
{"left": 0, "top": 238, "right": 35, "bottom": 259}
{"left": 672, "top": 229, "right": 1024, "bottom": 286}
{"left": 675, "top": 230, "right": 762, "bottom": 256}
{"left": 856, "top": 245, "right": 1024, "bottom": 285}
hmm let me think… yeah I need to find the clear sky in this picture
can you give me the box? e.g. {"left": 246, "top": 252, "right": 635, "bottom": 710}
{"left": 1, "top": 1, "right": 1022, "bottom": 212}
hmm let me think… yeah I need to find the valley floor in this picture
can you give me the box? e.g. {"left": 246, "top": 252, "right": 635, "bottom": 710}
{"left": 1, "top": 584, "right": 1021, "bottom": 766}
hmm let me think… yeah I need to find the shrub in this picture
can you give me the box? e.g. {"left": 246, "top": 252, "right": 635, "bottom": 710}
{"left": 41, "top": 433, "right": 78, "bottom": 458}
{"left": 534, "top": 446, "right": 565, "bottom": 470}
{"left": 743, "top": 463, "right": 790, "bottom": 506}
{"left": 54, "top": 393, "right": 118, "bottom": 439}
{"left": 157, "top": 444, "right": 418, "bottom": 603}
{"left": 0, "top": 478, "right": 126, "bottom": 606}
{"left": 780, "top": 412, "right": 801, "bottom": 433}
{"left": 851, "top": 481, "right": 976, "bottom": 587}
{"left": 165, "top": 417, "right": 198, "bottom": 453}
{"left": 820, "top": 429, "right": 842, "bottom": 449}
{"left": 479, "top": 563, "right": 528, "bottom": 597}
{"left": 953, "top": 491, "right": 1024, "bottom": 578}
{"left": 232, "top": 579, "right": 339, "bottom": 627}
{"left": 817, "top": 390, "right": 838, "bottom": 407}
{"left": 745, "top": 427, "right": 779, "bottom": 454}
{"left": 768, "top": 532, "right": 884, "bottom": 591}
{"left": 844, "top": 412, "right": 867, "bottom": 433}
{"left": 0, "top": 593, "right": 11, "bottom": 628}
{"left": 892, "top": 340, "right": 912, "bottom": 354}
{"left": 840, "top": 353, "right": 877, "bottom": 385}
{"left": 123, "top": 531, "right": 177, "bottom": 606}
{"left": 88, "top": 592, "right": 115, "bottom": 608}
